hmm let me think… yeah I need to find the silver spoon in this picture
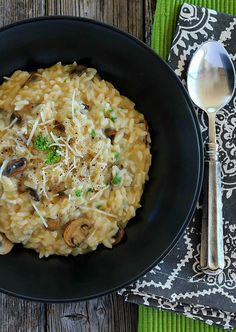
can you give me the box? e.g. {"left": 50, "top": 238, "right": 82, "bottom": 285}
{"left": 187, "top": 41, "right": 235, "bottom": 275}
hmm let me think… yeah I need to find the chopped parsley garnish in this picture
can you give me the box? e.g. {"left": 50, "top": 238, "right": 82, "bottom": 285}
{"left": 34, "top": 134, "right": 50, "bottom": 151}
{"left": 96, "top": 204, "right": 102, "bottom": 209}
{"left": 34, "top": 134, "right": 60, "bottom": 164}
{"left": 90, "top": 129, "right": 96, "bottom": 139}
{"left": 87, "top": 187, "right": 93, "bottom": 193}
{"left": 112, "top": 173, "right": 121, "bottom": 185}
{"left": 111, "top": 116, "right": 117, "bottom": 123}
{"left": 45, "top": 147, "right": 61, "bottom": 164}
{"left": 108, "top": 108, "right": 114, "bottom": 113}
{"left": 114, "top": 152, "right": 120, "bottom": 160}
{"left": 75, "top": 189, "right": 82, "bottom": 197}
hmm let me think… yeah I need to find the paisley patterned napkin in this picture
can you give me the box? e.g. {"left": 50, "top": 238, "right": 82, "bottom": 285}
{"left": 119, "top": 3, "right": 236, "bottom": 329}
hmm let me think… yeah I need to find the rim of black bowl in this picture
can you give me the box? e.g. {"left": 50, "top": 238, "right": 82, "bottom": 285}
{"left": 0, "top": 16, "right": 204, "bottom": 303}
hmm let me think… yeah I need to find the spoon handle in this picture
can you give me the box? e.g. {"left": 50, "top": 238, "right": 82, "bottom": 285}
{"left": 200, "top": 143, "right": 224, "bottom": 275}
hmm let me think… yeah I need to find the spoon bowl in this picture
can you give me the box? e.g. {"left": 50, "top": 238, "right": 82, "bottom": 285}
{"left": 187, "top": 41, "right": 235, "bottom": 112}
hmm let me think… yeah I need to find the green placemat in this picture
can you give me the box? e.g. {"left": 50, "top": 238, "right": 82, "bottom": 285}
{"left": 139, "top": 0, "right": 236, "bottom": 331}
{"left": 139, "top": 306, "right": 234, "bottom": 332}
{"left": 151, "top": 0, "right": 236, "bottom": 60}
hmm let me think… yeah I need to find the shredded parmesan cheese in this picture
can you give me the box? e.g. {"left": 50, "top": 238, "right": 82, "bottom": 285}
{"left": 60, "top": 137, "right": 79, "bottom": 156}
{"left": 38, "top": 119, "right": 54, "bottom": 126}
{"left": 80, "top": 206, "right": 117, "bottom": 218}
{"left": 42, "top": 162, "right": 61, "bottom": 170}
{"left": 0, "top": 159, "right": 9, "bottom": 179}
{"left": 0, "top": 117, "right": 18, "bottom": 131}
{"left": 64, "top": 144, "right": 69, "bottom": 165}
{"left": 90, "top": 144, "right": 104, "bottom": 165}
{"left": 77, "top": 101, "right": 87, "bottom": 115}
{"left": 31, "top": 201, "right": 48, "bottom": 228}
{"left": 40, "top": 111, "right": 49, "bottom": 136}
{"left": 41, "top": 171, "right": 49, "bottom": 199}
{"left": 53, "top": 162, "right": 64, "bottom": 170}
{"left": 26, "top": 117, "right": 40, "bottom": 146}
{"left": 40, "top": 111, "right": 46, "bottom": 123}
{"left": 56, "top": 150, "right": 65, "bottom": 157}
{"left": 50, "top": 132, "right": 60, "bottom": 144}
{"left": 66, "top": 160, "right": 77, "bottom": 178}
{"left": 73, "top": 146, "right": 83, "bottom": 158}
{"left": 89, "top": 185, "right": 110, "bottom": 201}
{"left": 49, "top": 143, "right": 65, "bottom": 148}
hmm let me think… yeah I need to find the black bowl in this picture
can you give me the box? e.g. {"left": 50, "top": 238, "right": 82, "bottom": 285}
{"left": 0, "top": 17, "right": 203, "bottom": 302}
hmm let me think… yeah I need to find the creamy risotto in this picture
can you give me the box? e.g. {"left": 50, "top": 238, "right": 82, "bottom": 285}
{"left": 0, "top": 62, "right": 151, "bottom": 257}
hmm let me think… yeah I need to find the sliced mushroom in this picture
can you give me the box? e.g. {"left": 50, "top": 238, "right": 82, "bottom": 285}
{"left": 112, "top": 227, "right": 125, "bottom": 245}
{"left": 104, "top": 128, "right": 117, "bottom": 144}
{"left": 63, "top": 218, "right": 92, "bottom": 247}
{"left": 2, "top": 157, "right": 27, "bottom": 177}
{"left": 18, "top": 180, "right": 40, "bottom": 201}
{"left": 54, "top": 120, "right": 65, "bottom": 132}
{"left": 47, "top": 219, "right": 62, "bottom": 231}
{"left": 69, "top": 65, "right": 87, "bottom": 77}
{"left": 57, "top": 190, "right": 66, "bottom": 197}
{"left": 10, "top": 112, "right": 22, "bottom": 124}
{"left": 0, "top": 233, "right": 14, "bottom": 255}
{"left": 27, "top": 187, "right": 40, "bottom": 201}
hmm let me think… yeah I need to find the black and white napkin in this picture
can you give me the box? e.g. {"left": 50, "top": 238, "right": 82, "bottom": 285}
{"left": 119, "top": 3, "right": 236, "bottom": 329}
